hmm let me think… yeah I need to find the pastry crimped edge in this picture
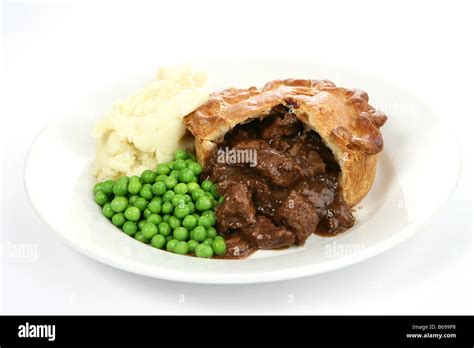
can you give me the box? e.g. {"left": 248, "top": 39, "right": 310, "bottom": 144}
{"left": 183, "top": 79, "right": 387, "bottom": 207}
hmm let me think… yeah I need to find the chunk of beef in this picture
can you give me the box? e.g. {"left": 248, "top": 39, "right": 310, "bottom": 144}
{"left": 271, "top": 138, "right": 293, "bottom": 152}
{"left": 305, "top": 131, "right": 340, "bottom": 171}
{"left": 239, "top": 176, "right": 274, "bottom": 217}
{"left": 261, "top": 111, "right": 302, "bottom": 140}
{"left": 256, "top": 186, "right": 289, "bottom": 218}
{"left": 241, "top": 215, "right": 295, "bottom": 249}
{"left": 205, "top": 161, "right": 239, "bottom": 183}
{"left": 319, "top": 191, "right": 355, "bottom": 235}
{"left": 213, "top": 170, "right": 271, "bottom": 212}
{"left": 275, "top": 191, "right": 319, "bottom": 245}
{"left": 220, "top": 234, "right": 256, "bottom": 259}
{"left": 215, "top": 182, "right": 256, "bottom": 234}
{"left": 215, "top": 170, "right": 270, "bottom": 197}
{"left": 287, "top": 138, "right": 326, "bottom": 176}
{"left": 294, "top": 176, "right": 338, "bottom": 218}
{"left": 233, "top": 139, "right": 304, "bottom": 187}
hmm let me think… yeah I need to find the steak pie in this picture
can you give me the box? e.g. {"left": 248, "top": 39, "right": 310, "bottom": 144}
{"left": 183, "top": 79, "right": 387, "bottom": 258}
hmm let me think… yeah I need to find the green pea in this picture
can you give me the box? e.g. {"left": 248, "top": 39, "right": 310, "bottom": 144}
{"left": 111, "top": 196, "right": 128, "bottom": 212}
{"left": 182, "top": 215, "right": 197, "bottom": 230}
{"left": 138, "top": 220, "right": 147, "bottom": 230}
{"left": 164, "top": 176, "right": 178, "bottom": 190}
{"left": 156, "top": 174, "right": 169, "bottom": 182}
{"left": 185, "top": 159, "right": 195, "bottom": 166}
{"left": 196, "top": 196, "right": 213, "bottom": 211}
{"left": 102, "top": 203, "right": 115, "bottom": 218}
{"left": 102, "top": 179, "right": 115, "bottom": 194}
{"left": 127, "top": 180, "right": 142, "bottom": 195}
{"left": 214, "top": 235, "right": 225, "bottom": 243}
{"left": 174, "top": 203, "right": 190, "bottom": 219}
{"left": 169, "top": 170, "right": 180, "bottom": 180}
{"left": 143, "top": 208, "right": 152, "bottom": 219}
{"left": 112, "top": 213, "right": 126, "bottom": 227}
{"left": 178, "top": 168, "right": 195, "bottom": 183}
{"left": 140, "top": 170, "right": 156, "bottom": 184}
{"left": 187, "top": 240, "right": 199, "bottom": 253}
{"left": 171, "top": 194, "right": 186, "bottom": 207}
{"left": 202, "top": 210, "right": 216, "bottom": 225}
{"left": 147, "top": 213, "right": 162, "bottom": 225}
{"left": 93, "top": 182, "right": 103, "bottom": 194}
{"left": 162, "top": 190, "right": 175, "bottom": 202}
{"left": 128, "top": 195, "right": 139, "bottom": 205}
{"left": 156, "top": 163, "right": 171, "bottom": 175}
{"left": 113, "top": 179, "right": 128, "bottom": 196}
{"left": 190, "top": 226, "right": 207, "bottom": 242}
{"left": 174, "top": 241, "right": 189, "bottom": 255}
{"left": 201, "top": 180, "right": 213, "bottom": 192}
{"left": 173, "top": 227, "right": 189, "bottom": 241}
{"left": 134, "top": 231, "right": 150, "bottom": 244}
{"left": 122, "top": 221, "right": 137, "bottom": 236}
{"left": 195, "top": 243, "right": 213, "bottom": 258}
{"left": 142, "top": 222, "right": 158, "bottom": 239}
{"left": 198, "top": 215, "right": 212, "bottom": 228}
{"left": 140, "top": 185, "right": 153, "bottom": 200}
{"left": 94, "top": 191, "right": 109, "bottom": 206}
{"left": 202, "top": 238, "right": 214, "bottom": 246}
{"left": 158, "top": 222, "right": 171, "bottom": 236}
{"left": 174, "top": 149, "right": 188, "bottom": 161}
{"left": 133, "top": 197, "right": 148, "bottom": 211}
{"left": 171, "top": 159, "right": 187, "bottom": 170}
{"left": 192, "top": 213, "right": 200, "bottom": 220}
{"left": 117, "top": 176, "right": 129, "bottom": 183}
{"left": 130, "top": 175, "right": 141, "bottom": 181}
{"left": 174, "top": 183, "right": 188, "bottom": 195}
{"left": 188, "top": 162, "right": 202, "bottom": 176}
{"left": 148, "top": 201, "right": 161, "bottom": 214}
{"left": 151, "top": 234, "right": 166, "bottom": 249}
{"left": 206, "top": 227, "right": 217, "bottom": 239}
{"left": 162, "top": 214, "right": 171, "bottom": 222}
{"left": 152, "top": 182, "right": 167, "bottom": 196}
{"left": 212, "top": 239, "right": 227, "bottom": 256}
{"left": 166, "top": 239, "right": 179, "bottom": 252}
{"left": 124, "top": 206, "right": 141, "bottom": 221}
{"left": 187, "top": 182, "right": 200, "bottom": 193}
{"left": 210, "top": 184, "right": 219, "bottom": 199}
{"left": 191, "top": 189, "right": 206, "bottom": 202}
{"left": 168, "top": 216, "right": 181, "bottom": 230}
{"left": 161, "top": 202, "right": 174, "bottom": 214}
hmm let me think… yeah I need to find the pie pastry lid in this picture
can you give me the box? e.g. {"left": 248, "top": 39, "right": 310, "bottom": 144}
{"left": 183, "top": 79, "right": 387, "bottom": 206}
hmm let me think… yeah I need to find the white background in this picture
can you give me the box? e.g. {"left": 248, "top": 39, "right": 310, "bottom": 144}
{"left": 1, "top": 0, "right": 472, "bottom": 314}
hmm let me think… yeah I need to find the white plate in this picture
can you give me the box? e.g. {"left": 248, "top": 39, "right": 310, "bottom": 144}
{"left": 24, "top": 59, "right": 461, "bottom": 284}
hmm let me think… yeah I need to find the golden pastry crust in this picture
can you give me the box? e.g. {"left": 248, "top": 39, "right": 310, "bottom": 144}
{"left": 183, "top": 79, "right": 387, "bottom": 206}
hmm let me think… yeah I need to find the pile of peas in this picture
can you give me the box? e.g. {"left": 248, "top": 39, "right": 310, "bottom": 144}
{"left": 93, "top": 150, "right": 226, "bottom": 258}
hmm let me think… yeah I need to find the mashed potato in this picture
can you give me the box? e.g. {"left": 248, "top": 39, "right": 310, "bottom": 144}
{"left": 93, "top": 65, "right": 209, "bottom": 181}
